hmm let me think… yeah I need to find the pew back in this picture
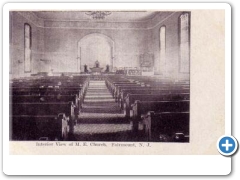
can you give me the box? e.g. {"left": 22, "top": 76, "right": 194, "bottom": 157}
{"left": 10, "top": 114, "right": 69, "bottom": 141}
{"left": 132, "top": 100, "right": 190, "bottom": 119}
{"left": 124, "top": 93, "right": 190, "bottom": 117}
{"left": 142, "top": 112, "right": 189, "bottom": 142}
{"left": 11, "top": 102, "right": 73, "bottom": 117}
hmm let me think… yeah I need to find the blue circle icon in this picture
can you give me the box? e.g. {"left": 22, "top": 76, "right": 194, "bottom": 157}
{"left": 217, "top": 135, "right": 238, "bottom": 156}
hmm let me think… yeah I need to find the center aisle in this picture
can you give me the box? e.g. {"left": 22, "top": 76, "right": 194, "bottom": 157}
{"left": 73, "top": 80, "right": 132, "bottom": 141}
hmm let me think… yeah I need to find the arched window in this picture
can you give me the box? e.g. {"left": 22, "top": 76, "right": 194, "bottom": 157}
{"left": 10, "top": 12, "right": 13, "bottom": 74}
{"left": 159, "top": 26, "right": 166, "bottom": 73}
{"left": 24, "top": 23, "right": 31, "bottom": 72}
{"left": 179, "top": 13, "right": 190, "bottom": 73}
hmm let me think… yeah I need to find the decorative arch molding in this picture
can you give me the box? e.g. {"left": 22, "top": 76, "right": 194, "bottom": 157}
{"left": 78, "top": 33, "right": 114, "bottom": 46}
{"left": 77, "top": 33, "right": 115, "bottom": 72}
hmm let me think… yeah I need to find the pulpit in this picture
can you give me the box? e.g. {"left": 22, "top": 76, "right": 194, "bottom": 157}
{"left": 90, "top": 67, "right": 104, "bottom": 73}
{"left": 95, "top": 60, "right": 99, "bottom": 68}
{"left": 90, "top": 60, "right": 103, "bottom": 74}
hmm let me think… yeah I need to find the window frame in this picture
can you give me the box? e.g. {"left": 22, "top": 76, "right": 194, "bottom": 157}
{"left": 159, "top": 25, "right": 166, "bottom": 73}
{"left": 178, "top": 12, "right": 191, "bottom": 74}
{"left": 24, "top": 23, "right": 32, "bottom": 73}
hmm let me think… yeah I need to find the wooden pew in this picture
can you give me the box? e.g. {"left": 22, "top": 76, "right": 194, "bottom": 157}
{"left": 112, "top": 83, "right": 139, "bottom": 96}
{"left": 10, "top": 76, "right": 89, "bottom": 95}
{"left": 131, "top": 100, "right": 190, "bottom": 132}
{"left": 10, "top": 87, "right": 81, "bottom": 96}
{"left": 10, "top": 94, "right": 78, "bottom": 103}
{"left": 10, "top": 87, "right": 82, "bottom": 92}
{"left": 10, "top": 102, "right": 75, "bottom": 140}
{"left": 105, "top": 76, "right": 128, "bottom": 84}
{"left": 10, "top": 94, "right": 80, "bottom": 110}
{"left": 11, "top": 87, "right": 86, "bottom": 108}
{"left": 10, "top": 114, "right": 68, "bottom": 141}
{"left": 108, "top": 81, "right": 134, "bottom": 89}
{"left": 105, "top": 76, "right": 132, "bottom": 93}
{"left": 9, "top": 75, "right": 90, "bottom": 141}
{"left": 11, "top": 82, "right": 83, "bottom": 88}
{"left": 124, "top": 93, "right": 190, "bottom": 118}
{"left": 142, "top": 112, "right": 189, "bottom": 142}
{"left": 105, "top": 75, "right": 190, "bottom": 103}
{"left": 119, "top": 89, "right": 190, "bottom": 108}
{"left": 144, "top": 80, "right": 189, "bottom": 86}
{"left": 11, "top": 102, "right": 73, "bottom": 117}
{"left": 113, "top": 84, "right": 142, "bottom": 101}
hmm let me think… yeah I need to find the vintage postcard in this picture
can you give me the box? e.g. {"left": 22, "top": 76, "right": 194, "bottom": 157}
{"left": 3, "top": 2, "right": 231, "bottom": 175}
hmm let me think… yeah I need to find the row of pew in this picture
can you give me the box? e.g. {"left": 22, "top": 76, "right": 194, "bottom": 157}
{"left": 10, "top": 75, "right": 89, "bottom": 141}
{"left": 105, "top": 75, "right": 190, "bottom": 142}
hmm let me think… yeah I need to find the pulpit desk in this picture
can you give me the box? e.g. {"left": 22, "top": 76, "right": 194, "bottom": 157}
{"left": 90, "top": 67, "right": 104, "bottom": 73}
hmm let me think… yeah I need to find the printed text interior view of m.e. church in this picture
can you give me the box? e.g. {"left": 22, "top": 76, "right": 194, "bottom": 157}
{"left": 9, "top": 11, "right": 190, "bottom": 142}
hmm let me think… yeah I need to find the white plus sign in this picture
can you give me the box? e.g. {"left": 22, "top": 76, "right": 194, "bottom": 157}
{"left": 222, "top": 139, "right": 233, "bottom": 151}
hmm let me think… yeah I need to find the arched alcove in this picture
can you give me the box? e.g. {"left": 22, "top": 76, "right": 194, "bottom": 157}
{"left": 77, "top": 33, "right": 115, "bottom": 72}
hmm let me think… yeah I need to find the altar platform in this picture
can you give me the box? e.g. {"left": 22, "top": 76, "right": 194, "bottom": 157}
{"left": 90, "top": 67, "right": 104, "bottom": 73}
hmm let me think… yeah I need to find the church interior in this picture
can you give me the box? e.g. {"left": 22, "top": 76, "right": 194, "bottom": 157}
{"left": 9, "top": 11, "right": 190, "bottom": 142}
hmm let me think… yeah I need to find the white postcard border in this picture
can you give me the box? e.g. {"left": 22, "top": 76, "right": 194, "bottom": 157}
{"left": 3, "top": 2, "right": 231, "bottom": 175}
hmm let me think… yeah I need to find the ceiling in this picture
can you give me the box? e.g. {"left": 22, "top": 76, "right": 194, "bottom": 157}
{"left": 33, "top": 11, "right": 161, "bottom": 22}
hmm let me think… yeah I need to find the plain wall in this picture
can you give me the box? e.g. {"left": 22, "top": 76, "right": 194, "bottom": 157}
{"left": 10, "top": 12, "right": 44, "bottom": 78}
{"left": 43, "top": 28, "right": 151, "bottom": 72}
{"left": 10, "top": 11, "right": 190, "bottom": 80}
{"left": 150, "top": 12, "right": 190, "bottom": 80}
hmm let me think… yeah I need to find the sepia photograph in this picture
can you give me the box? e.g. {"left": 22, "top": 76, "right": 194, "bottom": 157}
{"left": 9, "top": 10, "right": 190, "bottom": 143}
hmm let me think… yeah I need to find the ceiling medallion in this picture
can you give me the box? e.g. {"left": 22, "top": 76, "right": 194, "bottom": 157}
{"left": 85, "top": 11, "right": 112, "bottom": 20}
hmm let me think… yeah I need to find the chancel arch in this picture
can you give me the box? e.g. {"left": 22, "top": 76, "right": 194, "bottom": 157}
{"left": 77, "top": 33, "right": 115, "bottom": 72}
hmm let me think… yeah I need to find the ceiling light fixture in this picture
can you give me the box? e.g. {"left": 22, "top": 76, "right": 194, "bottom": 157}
{"left": 85, "top": 11, "right": 112, "bottom": 20}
